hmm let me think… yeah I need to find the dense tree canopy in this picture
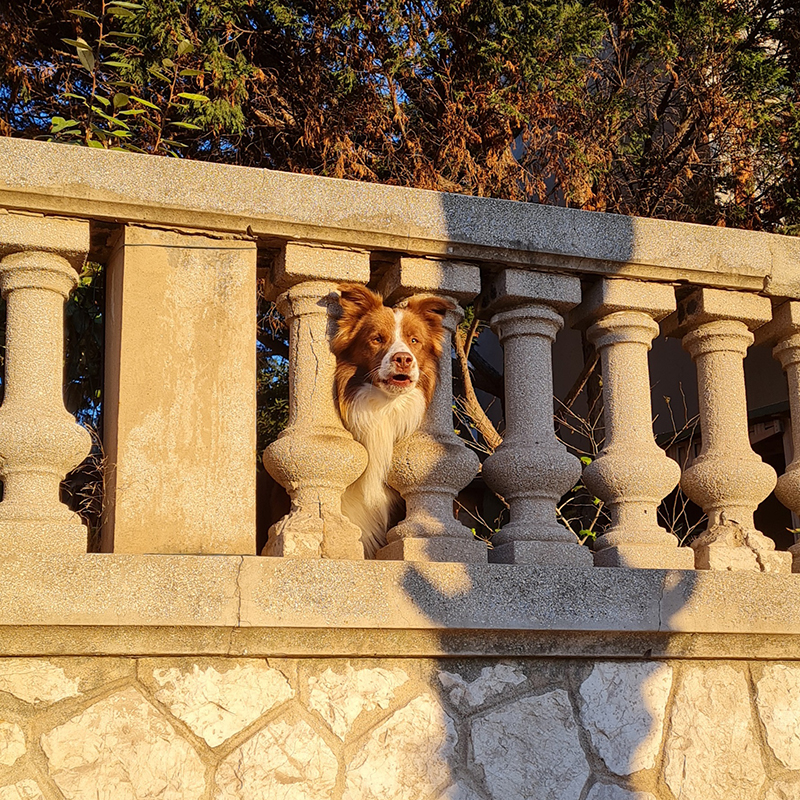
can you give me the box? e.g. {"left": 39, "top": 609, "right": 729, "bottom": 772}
{"left": 2, "top": 0, "right": 799, "bottom": 231}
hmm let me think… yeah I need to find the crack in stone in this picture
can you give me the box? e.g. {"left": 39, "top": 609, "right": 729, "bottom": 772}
{"left": 228, "top": 555, "right": 246, "bottom": 655}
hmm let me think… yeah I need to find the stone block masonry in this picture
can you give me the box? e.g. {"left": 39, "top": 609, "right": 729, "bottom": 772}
{"left": 1, "top": 654, "right": 799, "bottom": 800}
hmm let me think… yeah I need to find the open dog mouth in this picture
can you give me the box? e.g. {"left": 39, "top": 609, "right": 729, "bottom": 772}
{"left": 386, "top": 373, "right": 413, "bottom": 388}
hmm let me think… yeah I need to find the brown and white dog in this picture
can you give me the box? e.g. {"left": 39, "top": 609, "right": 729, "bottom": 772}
{"left": 332, "top": 284, "right": 453, "bottom": 557}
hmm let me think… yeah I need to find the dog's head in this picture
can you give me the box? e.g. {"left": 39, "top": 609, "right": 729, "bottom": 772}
{"left": 332, "top": 284, "right": 453, "bottom": 405}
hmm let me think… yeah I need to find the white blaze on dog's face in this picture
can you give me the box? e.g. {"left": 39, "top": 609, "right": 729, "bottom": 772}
{"left": 333, "top": 285, "right": 453, "bottom": 407}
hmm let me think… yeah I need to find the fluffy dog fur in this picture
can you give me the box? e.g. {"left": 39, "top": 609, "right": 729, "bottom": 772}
{"left": 332, "top": 284, "right": 452, "bottom": 557}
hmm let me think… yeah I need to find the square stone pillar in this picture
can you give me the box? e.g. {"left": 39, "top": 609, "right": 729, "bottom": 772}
{"left": 102, "top": 226, "right": 257, "bottom": 554}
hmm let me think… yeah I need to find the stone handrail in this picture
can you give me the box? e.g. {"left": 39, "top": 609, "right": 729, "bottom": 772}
{"left": 2, "top": 137, "right": 800, "bottom": 575}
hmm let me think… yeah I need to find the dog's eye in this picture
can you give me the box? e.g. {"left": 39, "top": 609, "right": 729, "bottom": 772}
{"left": 410, "top": 337, "right": 418, "bottom": 344}
{"left": 372, "top": 335, "right": 384, "bottom": 344}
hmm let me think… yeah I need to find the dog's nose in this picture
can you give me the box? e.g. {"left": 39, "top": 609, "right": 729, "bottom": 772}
{"left": 392, "top": 352, "right": 414, "bottom": 371}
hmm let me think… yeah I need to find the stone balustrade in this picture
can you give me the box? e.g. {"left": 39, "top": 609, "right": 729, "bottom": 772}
{"left": 0, "top": 138, "right": 800, "bottom": 575}
{"left": 4, "top": 138, "right": 800, "bottom": 800}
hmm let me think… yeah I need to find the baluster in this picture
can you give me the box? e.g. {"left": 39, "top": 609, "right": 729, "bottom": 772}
{"left": 755, "top": 301, "right": 800, "bottom": 571}
{"left": 481, "top": 269, "right": 593, "bottom": 566}
{"left": 571, "top": 279, "right": 694, "bottom": 568}
{"left": 262, "top": 244, "right": 369, "bottom": 559}
{"left": 377, "top": 257, "right": 486, "bottom": 562}
{"left": 663, "top": 287, "right": 791, "bottom": 572}
{"left": 0, "top": 251, "right": 91, "bottom": 553}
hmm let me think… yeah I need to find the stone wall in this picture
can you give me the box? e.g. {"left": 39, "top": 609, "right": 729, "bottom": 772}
{"left": 1, "top": 654, "right": 799, "bottom": 800}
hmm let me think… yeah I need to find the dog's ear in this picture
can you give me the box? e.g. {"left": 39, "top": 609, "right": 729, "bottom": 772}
{"left": 333, "top": 284, "right": 383, "bottom": 354}
{"left": 337, "top": 284, "right": 383, "bottom": 317}
{"left": 404, "top": 295, "right": 455, "bottom": 331}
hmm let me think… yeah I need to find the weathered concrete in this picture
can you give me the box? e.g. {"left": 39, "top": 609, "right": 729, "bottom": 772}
{"left": 103, "top": 225, "right": 257, "bottom": 554}
{"left": 0, "top": 556, "right": 799, "bottom": 638}
{"left": 664, "top": 288, "right": 791, "bottom": 572}
{"left": 4, "top": 139, "right": 800, "bottom": 298}
{"left": 572, "top": 279, "right": 692, "bottom": 569}
{"left": 0, "top": 209, "right": 88, "bottom": 269}
{"left": 0, "top": 251, "right": 91, "bottom": 554}
{"left": 482, "top": 269, "right": 592, "bottom": 566}
{"left": 757, "top": 301, "right": 800, "bottom": 571}
{"left": 262, "top": 250, "right": 369, "bottom": 559}
{"left": 378, "top": 257, "right": 485, "bottom": 563}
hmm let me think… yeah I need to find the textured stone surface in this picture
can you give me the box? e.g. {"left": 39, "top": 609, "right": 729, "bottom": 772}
{"left": 664, "top": 666, "right": 765, "bottom": 800}
{"left": 41, "top": 686, "right": 205, "bottom": 799}
{"left": 0, "top": 721, "right": 25, "bottom": 766}
{"left": 0, "top": 251, "right": 90, "bottom": 554}
{"left": 756, "top": 664, "right": 800, "bottom": 768}
{"left": 262, "top": 278, "right": 367, "bottom": 560}
{"left": 0, "top": 209, "right": 89, "bottom": 268}
{"left": 308, "top": 664, "right": 408, "bottom": 739}
{"left": 579, "top": 661, "right": 673, "bottom": 775}
{"left": 103, "top": 225, "right": 256, "bottom": 554}
{"left": 215, "top": 718, "right": 337, "bottom": 800}
{"left": 766, "top": 782, "right": 800, "bottom": 800}
{"left": 379, "top": 270, "right": 483, "bottom": 563}
{"left": 471, "top": 690, "right": 589, "bottom": 800}
{"left": 571, "top": 279, "right": 690, "bottom": 569}
{"left": 438, "top": 664, "right": 526, "bottom": 708}
{"left": 0, "top": 782, "right": 45, "bottom": 800}
{"left": 150, "top": 660, "right": 294, "bottom": 746}
{"left": 482, "top": 271, "right": 592, "bottom": 567}
{"left": 0, "top": 658, "right": 79, "bottom": 704}
{"left": 8, "top": 137, "right": 800, "bottom": 297}
{"left": 668, "top": 292, "right": 785, "bottom": 571}
{"left": 343, "top": 694, "right": 457, "bottom": 800}
{"left": 585, "top": 786, "right": 657, "bottom": 800}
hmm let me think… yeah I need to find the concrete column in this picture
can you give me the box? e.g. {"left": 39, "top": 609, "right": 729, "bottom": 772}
{"left": 376, "top": 257, "right": 485, "bottom": 562}
{"left": 262, "top": 244, "right": 369, "bottom": 559}
{"left": 755, "top": 301, "right": 800, "bottom": 572}
{"left": 0, "top": 251, "right": 91, "bottom": 553}
{"left": 481, "top": 269, "right": 592, "bottom": 566}
{"left": 103, "top": 226, "right": 257, "bottom": 554}
{"left": 664, "top": 288, "right": 790, "bottom": 572}
{"left": 571, "top": 279, "right": 693, "bottom": 569}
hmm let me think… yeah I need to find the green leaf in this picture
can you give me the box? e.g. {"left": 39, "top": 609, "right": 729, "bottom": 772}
{"left": 62, "top": 92, "right": 88, "bottom": 102}
{"left": 130, "top": 96, "right": 159, "bottom": 110}
{"left": 88, "top": 139, "right": 105, "bottom": 148}
{"left": 51, "top": 116, "right": 81, "bottom": 133}
{"left": 108, "top": 6, "right": 135, "bottom": 18}
{"left": 161, "top": 138, "right": 187, "bottom": 147}
{"left": 62, "top": 37, "right": 92, "bottom": 50}
{"left": 119, "top": 108, "right": 146, "bottom": 116}
{"left": 101, "top": 60, "right": 128, "bottom": 68}
{"left": 169, "top": 121, "right": 202, "bottom": 130}
{"left": 579, "top": 456, "right": 592, "bottom": 465}
{"left": 93, "top": 94, "right": 110, "bottom": 107}
{"left": 141, "top": 117, "right": 160, "bottom": 130}
{"left": 179, "top": 69, "right": 203, "bottom": 77}
{"left": 113, "top": 92, "right": 129, "bottom": 109}
{"left": 77, "top": 47, "right": 95, "bottom": 72}
{"left": 162, "top": 58, "right": 175, "bottom": 68}
{"left": 107, "top": 1, "right": 144, "bottom": 7}
{"left": 177, "top": 92, "right": 209, "bottom": 103}
{"left": 177, "top": 39, "right": 194, "bottom": 57}
{"left": 68, "top": 9, "right": 99, "bottom": 20}
{"left": 147, "top": 67, "right": 171, "bottom": 83}
{"left": 107, "top": 31, "right": 139, "bottom": 38}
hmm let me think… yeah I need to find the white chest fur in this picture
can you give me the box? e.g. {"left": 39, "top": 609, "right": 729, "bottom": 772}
{"left": 340, "top": 386, "right": 427, "bottom": 557}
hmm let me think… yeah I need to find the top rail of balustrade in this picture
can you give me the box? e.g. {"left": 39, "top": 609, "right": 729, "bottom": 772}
{"left": 1, "top": 137, "right": 800, "bottom": 297}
